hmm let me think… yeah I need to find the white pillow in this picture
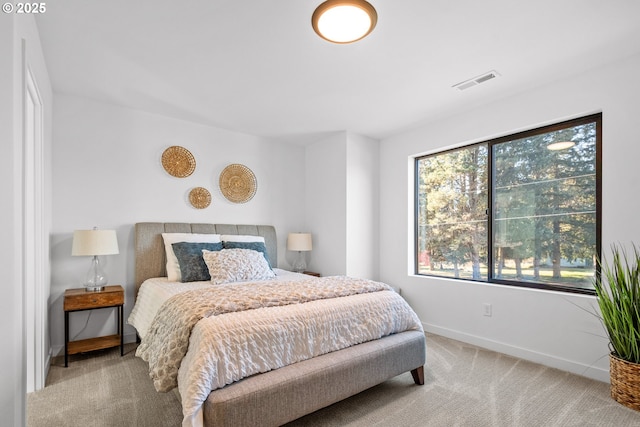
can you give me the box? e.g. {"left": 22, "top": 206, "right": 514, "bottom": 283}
{"left": 202, "top": 248, "right": 275, "bottom": 285}
{"left": 162, "top": 233, "right": 221, "bottom": 282}
{"left": 220, "top": 234, "right": 265, "bottom": 243}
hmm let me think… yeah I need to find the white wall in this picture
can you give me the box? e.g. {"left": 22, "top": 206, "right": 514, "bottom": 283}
{"left": 346, "top": 133, "right": 379, "bottom": 279}
{"left": 305, "top": 133, "right": 348, "bottom": 275}
{"left": 379, "top": 52, "right": 640, "bottom": 382}
{"left": 1, "top": 13, "right": 52, "bottom": 425}
{"left": 50, "top": 94, "right": 306, "bottom": 355}
{"left": 305, "top": 132, "right": 380, "bottom": 279}
{"left": 0, "top": 14, "right": 22, "bottom": 426}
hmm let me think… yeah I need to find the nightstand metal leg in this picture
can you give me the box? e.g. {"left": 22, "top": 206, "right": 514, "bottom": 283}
{"left": 64, "top": 311, "right": 69, "bottom": 367}
{"left": 119, "top": 304, "right": 124, "bottom": 356}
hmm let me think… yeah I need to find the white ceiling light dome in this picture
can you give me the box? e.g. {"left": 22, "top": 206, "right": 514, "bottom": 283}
{"left": 312, "top": 0, "right": 378, "bottom": 44}
{"left": 547, "top": 141, "right": 576, "bottom": 151}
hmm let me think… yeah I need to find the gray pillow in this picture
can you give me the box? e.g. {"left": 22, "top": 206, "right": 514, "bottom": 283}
{"left": 172, "top": 242, "right": 223, "bottom": 282}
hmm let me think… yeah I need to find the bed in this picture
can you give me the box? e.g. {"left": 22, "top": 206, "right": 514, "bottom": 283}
{"left": 129, "top": 222, "right": 426, "bottom": 427}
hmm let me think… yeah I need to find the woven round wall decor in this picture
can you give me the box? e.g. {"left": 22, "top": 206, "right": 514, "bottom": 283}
{"left": 188, "top": 187, "right": 211, "bottom": 209}
{"left": 161, "top": 146, "right": 196, "bottom": 178}
{"left": 219, "top": 163, "right": 257, "bottom": 203}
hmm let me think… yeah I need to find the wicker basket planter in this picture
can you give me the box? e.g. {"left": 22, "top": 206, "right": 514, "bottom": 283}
{"left": 610, "top": 353, "right": 640, "bottom": 411}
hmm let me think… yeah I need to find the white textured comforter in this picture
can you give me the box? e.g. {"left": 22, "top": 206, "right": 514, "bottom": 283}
{"left": 128, "top": 269, "right": 306, "bottom": 340}
{"left": 128, "top": 272, "right": 422, "bottom": 427}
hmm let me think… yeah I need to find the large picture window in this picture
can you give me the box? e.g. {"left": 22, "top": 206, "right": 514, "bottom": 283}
{"left": 415, "top": 114, "right": 601, "bottom": 294}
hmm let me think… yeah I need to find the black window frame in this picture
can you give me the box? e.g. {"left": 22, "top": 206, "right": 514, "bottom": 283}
{"left": 414, "top": 113, "right": 602, "bottom": 295}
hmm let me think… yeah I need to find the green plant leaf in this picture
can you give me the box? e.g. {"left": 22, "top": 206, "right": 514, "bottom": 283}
{"left": 594, "top": 244, "right": 640, "bottom": 363}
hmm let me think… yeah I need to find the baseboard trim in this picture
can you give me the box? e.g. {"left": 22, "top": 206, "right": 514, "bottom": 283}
{"left": 423, "top": 322, "right": 610, "bottom": 383}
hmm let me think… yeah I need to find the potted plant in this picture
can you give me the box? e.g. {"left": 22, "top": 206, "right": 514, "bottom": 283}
{"left": 594, "top": 243, "right": 640, "bottom": 410}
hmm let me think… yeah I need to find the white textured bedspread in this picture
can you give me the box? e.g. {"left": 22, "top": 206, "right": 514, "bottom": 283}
{"left": 133, "top": 275, "right": 422, "bottom": 427}
{"left": 128, "top": 269, "right": 305, "bottom": 340}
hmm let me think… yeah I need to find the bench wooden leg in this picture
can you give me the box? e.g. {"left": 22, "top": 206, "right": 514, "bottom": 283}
{"left": 411, "top": 366, "right": 424, "bottom": 385}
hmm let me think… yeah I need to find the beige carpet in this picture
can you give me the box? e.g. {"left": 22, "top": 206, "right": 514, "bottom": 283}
{"left": 28, "top": 334, "right": 640, "bottom": 426}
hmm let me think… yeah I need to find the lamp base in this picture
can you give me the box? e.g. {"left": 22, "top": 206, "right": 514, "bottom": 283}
{"left": 292, "top": 251, "right": 307, "bottom": 273}
{"left": 84, "top": 255, "right": 107, "bottom": 292}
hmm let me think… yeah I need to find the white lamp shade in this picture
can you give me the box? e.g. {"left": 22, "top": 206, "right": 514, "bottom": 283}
{"left": 287, "top": 233, "right": 313, "bottom": 252}
{"left": 72, "top": 229, "right": 120, "bottom": 256}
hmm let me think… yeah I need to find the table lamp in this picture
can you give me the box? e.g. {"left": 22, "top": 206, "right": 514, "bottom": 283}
{"left": 287, "top": 232, "right": 313, "bottom": 273}
{"left": 72, "top": 228, "right": 119, "bottom": 291}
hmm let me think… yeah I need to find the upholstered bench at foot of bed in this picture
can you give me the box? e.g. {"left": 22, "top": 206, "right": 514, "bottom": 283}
{"left": 201, "top": 330, "right": 427, "bottom": 427}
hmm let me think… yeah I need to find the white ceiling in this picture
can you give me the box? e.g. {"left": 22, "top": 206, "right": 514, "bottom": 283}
{"left": 35, "top": 1, "right": 640, "bottom": 143}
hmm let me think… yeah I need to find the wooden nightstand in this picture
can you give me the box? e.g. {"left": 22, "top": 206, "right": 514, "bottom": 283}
{"left": 303, "top": 271, "right": 320, "bottom": 277}
{"left": 64, "top": 285, "right": 124, "bottom": 367}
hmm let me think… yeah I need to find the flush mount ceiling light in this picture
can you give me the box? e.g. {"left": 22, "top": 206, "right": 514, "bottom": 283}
{"left": 547, "top": 141, "right": 576, "bottom": 151}
{"left": 312, "top": 0, "right": 378, "bottom": 44}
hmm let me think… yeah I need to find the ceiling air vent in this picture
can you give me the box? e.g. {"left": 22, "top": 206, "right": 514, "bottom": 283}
{"left": 452, "top": 70, "right": 500, "bottom": 91}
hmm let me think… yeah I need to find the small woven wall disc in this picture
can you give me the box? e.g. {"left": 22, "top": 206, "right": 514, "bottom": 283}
{"left": 219, "top": 164, "right": 257, "bottom": 203}
{"left": 161, "top": 146, "right": 196, "bottom": 178}
{"left": 189, "top": 187, "right": 211, "bottom": 209}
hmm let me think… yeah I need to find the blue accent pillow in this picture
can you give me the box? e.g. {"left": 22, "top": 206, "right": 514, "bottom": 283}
{"left": 222, "top": 241, "right": 272, "bottom": 269}
{"left": 172, "top": 242, "right": 223, "bottom": 282}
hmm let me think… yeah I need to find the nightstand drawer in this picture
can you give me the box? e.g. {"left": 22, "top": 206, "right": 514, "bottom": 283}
{"left": 64, "top": 285, "right": 124, "bottom": 311}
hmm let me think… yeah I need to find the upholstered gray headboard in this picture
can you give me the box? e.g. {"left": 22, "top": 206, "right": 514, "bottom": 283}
{"left": 134, "top": 222, "right": 277, "bottom": 295}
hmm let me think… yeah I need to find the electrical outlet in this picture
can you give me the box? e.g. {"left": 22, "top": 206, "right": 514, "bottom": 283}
{"left": 483, "top": 303, "right": 492, "bottom": 317}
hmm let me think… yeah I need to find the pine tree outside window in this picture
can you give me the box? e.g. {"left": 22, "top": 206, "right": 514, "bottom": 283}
{"left": 415, "top": 113, "right": 601, "bottom": 294}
